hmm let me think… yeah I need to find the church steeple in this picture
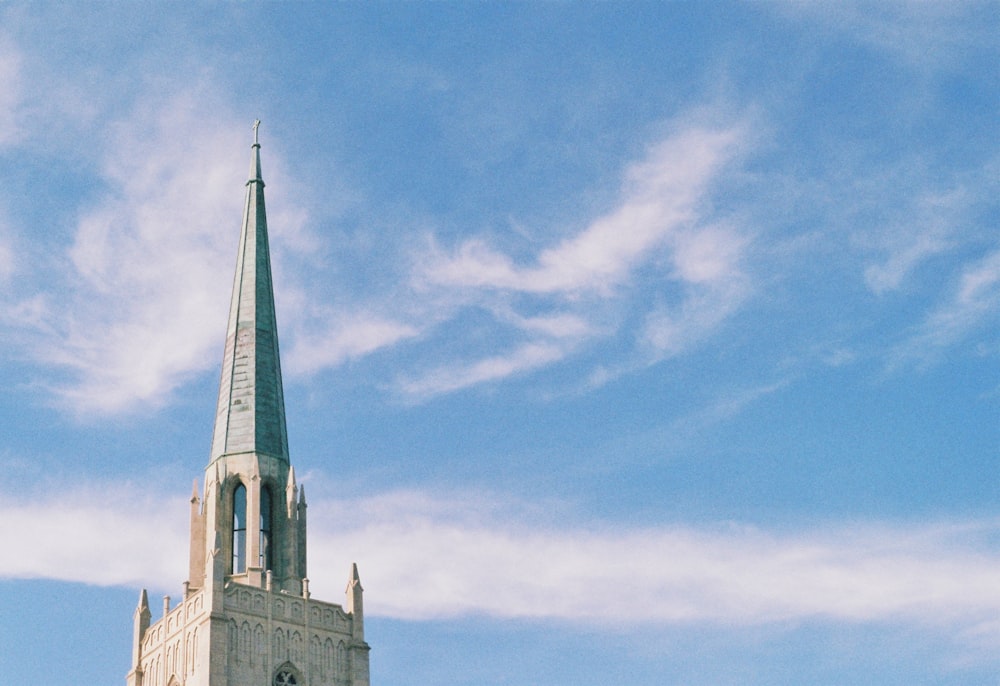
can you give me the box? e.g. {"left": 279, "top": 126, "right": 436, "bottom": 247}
{"left": 129, "top": 124, "right": 370, "bottom": 686}
{"left": 190, "top": 122, "right": 304, "bottom": 596}
{"left": 210, "top": 120, "right": 289, "bottom": 463}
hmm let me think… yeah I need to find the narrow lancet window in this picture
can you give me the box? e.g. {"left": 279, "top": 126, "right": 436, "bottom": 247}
{"left": 260, "top": 485, "right": 272, "bottom": 570}
{"left": 233, "top": 484, "right": 247, "bottom": 573}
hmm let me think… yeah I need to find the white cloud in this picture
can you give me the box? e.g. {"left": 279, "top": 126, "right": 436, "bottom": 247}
{"left": 0, "top": 34, "right": 22, "bottom": 147}
{"left": 0, "top": 36, "right": 24, "bottom": 284}
{"left": 0, "top": 490, "right": 188, "bottom": 588}
{"left": 0, "top": 218, "right": 14, "bottom": 284}
{"left": 4, "top": 484, "right": 1000, "bottom": 632}
{"left": 42, "top": 98, "right": 246, "bottom": 412}
{"left": 422, "top": 126, "right": 745, "bottom": 296}
{"left": 3, "top": 92, "right": 755, "bottom": 407}
{"left": 642, "top": 290, "right": 737, "bottom": 357}
{"left": 643, "top": 225, "right": 750, "bottom": 358}
{"left": 285, "top": 313, "right": 419, "bottom": 376}
{"left": 4, "top": 84, "right": 313, "bottom": 415}
{"left": 398, "top": 342, "right": 567, "bottom": 397}
{"left": 774, "top": 2, "right": 992, "bottom": 69}
{"left": 862, "top": 187, "right": 967, "bottom": 296}
{"left": 673, "top": 378, "right": 792, "bottom": 437}
{"left": 895, "top": 248, "right": 1000, "bottom": 362}
{"left": 397, "top": 119, "right": 753, "bottom": 397}
{"left": 291, "top": 497, "right": 1000, "bottom": 627}
{"left": 864, "top": 232, "right": 948, "bottom": 296}
{"left": 507, "top": 311, "right": 593, "bottom": 339}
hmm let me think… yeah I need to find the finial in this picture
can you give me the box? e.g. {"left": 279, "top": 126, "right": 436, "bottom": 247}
{"left": 253, "top": 119, "right": 261, "bottom": 145}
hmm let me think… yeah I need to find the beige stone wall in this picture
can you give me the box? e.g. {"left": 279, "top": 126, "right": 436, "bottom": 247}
{"left": 136, "top": 591, "right": 208, "bottom": 686}
{"left": 222, "top": 584, "right": 357, "bottom": 686}
{"left": 135, "top": 583, "right": 365, "bottom": 686}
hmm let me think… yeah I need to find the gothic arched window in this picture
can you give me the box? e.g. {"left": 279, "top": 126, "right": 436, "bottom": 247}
{"left": 336, "top": 641, "right": 347, "bottom": 678}
{"left": 273, "top": 628, "right": 286, "bottom": 662}
{"left": 260, "top": 485, "right": 272, "bottom": 570}
{"left": 232, "top": 484, "right": 247, "bottom": 573}
{"left": 324, "top": 638, "right": 334, "bottom": 677}
{"left": 189, "top": 628, "right": 198, "bottom": 674}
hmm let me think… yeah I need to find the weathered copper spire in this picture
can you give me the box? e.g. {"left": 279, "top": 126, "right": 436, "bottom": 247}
{"left": 209, "top": 121, "right": 289, "bottom": 463}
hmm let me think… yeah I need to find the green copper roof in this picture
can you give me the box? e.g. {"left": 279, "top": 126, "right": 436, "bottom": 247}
{"left": 210, "top": 124, "right": 289, "bottom": 463}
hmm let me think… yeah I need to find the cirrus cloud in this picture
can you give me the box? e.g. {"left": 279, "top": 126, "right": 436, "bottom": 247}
{"left": 398, "top": 118, "right": 754, "bottom": 398}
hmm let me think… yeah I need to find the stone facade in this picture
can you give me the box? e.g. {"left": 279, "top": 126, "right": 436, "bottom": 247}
{"left": 126, "top": 125, "right": 370, "bottom": 686}
{"left": 124, "top": 581, "right": 367, "bottom": 686}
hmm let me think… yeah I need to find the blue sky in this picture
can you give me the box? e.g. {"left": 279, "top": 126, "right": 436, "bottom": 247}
{"left": 0, "top": 2, "right": 998, "bottom": 684}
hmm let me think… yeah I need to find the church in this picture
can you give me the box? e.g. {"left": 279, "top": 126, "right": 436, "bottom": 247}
{"left": 125, "top": 123, "right": 371, "bottom": 686}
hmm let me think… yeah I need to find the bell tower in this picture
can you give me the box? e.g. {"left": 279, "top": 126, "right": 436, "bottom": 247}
{"left": 126, "top": 123, "right": 371, "bottom": 686}
{"left": 191, "top": 118, "right": 304, "bottom": 598}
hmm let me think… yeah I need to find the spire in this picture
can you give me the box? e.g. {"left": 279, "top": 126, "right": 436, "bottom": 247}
{"left": 210, "top": 121, "right": 289, "bottom": 463}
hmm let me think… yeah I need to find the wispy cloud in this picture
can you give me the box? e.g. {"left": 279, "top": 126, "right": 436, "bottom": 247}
{"left": 0, "top": 36, "right": 24, "bottom": 283}
{"left": 26, "top": 91, "right": 250, "bottom": 413}
{"left": 0, "top": 34, "right": 22, "bottom": 147}
{"left": 861, "top": 187, "right": 968, "bottom": 296}
{"left": 4, "top": 79, "right": 756, "bottom": 408}
{"left": 285, "top": 312, "right": 419, "bottom": 376}
{"left": 421, "top": 126, "right": 745, "bottom": 295}
{"left": 774, "top": 2, "right": 994, "bottom": 69}
{"left": 753, "top": 148, "right": 999, "bottom": 378}
{"left": 4, "top": 484, "right": 1000, "bottom": 632}
{"left": 397, "top": 118, "right": 753, "bottom": 398}
{"left": 672, "top": 378, "right": 792, "bottom": 438}
{"left": 0, "top": 79, "right": 315, "bottom": 414}
{"left": 398, "top": 341, "right": 567, "bottom": 397}
{"left": 643, "top": 260, "right": 748, "bottom": 358}
{"left": 894, "top": 248, "right": 1000, "bottom": 365}
{"left": 0, "top": 215, "right": 14, "bottom": 284}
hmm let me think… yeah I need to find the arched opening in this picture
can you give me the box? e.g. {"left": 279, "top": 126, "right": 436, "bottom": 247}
{"left": 232, "top": 484, "right": 247, "bottom": 573}
{"left": 260, "top": 485, "right": 273, "bottom": 570}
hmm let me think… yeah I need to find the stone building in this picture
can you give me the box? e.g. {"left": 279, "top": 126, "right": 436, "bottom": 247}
{"left": 126, "top": 124, "right": 370, "bottom": 686}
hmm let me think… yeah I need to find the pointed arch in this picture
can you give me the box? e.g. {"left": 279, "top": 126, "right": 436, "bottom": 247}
{"left": 260, "top": 484, "right": 273, "bottom": 570}
{"left": 336, "top": 640, "right": 347, "bottom": 679}
{"left": 232, "top": 483, "right": 248, "bottom": 573}
{"left": 240, "top": 621, "right": 252, "bottom": 663}
{"left": 228, "top": 619, "right": 239, "bottom": 661}
{"left": 273, "top": 627, "right": 286, "bottom": 662}
{"left": 324, "top": 637, "right": 334, "bottom": 678}
{"left": 191, "top": 627, "right": 198, "bottom": 674}
{"left": 290, "top": 630, "right": 303, "bottom": 664}
{"left": 309, "top": 634, "right": 321, "bottom": 674}
{"left": 254, "top": 623, "right": 266, "bottom": 671}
